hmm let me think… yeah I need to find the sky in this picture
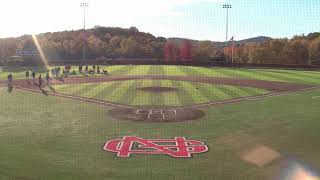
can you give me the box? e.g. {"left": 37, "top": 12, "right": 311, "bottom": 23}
{"left": 0, "top": 0, "right": 319, "bottom": 41}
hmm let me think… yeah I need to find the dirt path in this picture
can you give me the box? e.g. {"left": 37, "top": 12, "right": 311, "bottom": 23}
{"left": 0, "top": 75, "right": 316, "bottom": 110}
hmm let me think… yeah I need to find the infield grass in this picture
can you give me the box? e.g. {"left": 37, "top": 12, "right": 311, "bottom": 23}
{"left": 53, "top": 80, "right": 269, "bottom": 106}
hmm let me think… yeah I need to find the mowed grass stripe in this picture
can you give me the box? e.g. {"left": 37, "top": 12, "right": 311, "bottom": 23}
{"left": 161, "top": 80, "right": 182, "bottom": 106}
{"left": 126, "top": 65, "right": 150, "bottom": 76}
{"left": 217, "top": 68, "right": 283, "bottom": 82}
{"left": 224, "top": 86, "right": 256, "bottom": 97}
{"left": 260, "top": 70, "right": 320, "bottom": 84}
{"left": 118, "top": 80, "right": 144, "bottom": 105}
{"left": 54, "top": 83, "right": 93, "bottom": 95}
{"left": 174, "top": 81, "right": 208, "bottom": 104}
{"left": 117, "top": 65, "right": 154, "bottom": 105}
{"left": 70, "top": 83, "right": 107, "bottom": 96}
{"left": 106, "top": 65, "right": 125, "bottom": 72}
{"left": 153, "top": 65, "right": 167, "bottom": 76}
{"left": 171, "top": 81, "right": 193, "bottom": 105}
{"left": 105, "top": 80, "right": 136, "bottom": 102}
{"left": 134, "top": 66, "right": 158, "bottom": 105}
{"left": 108, "top": 65, "right": 136, "bottom": 76}
{"left": 252, "top": 70, "right": 312, "bottom": 84}
{"left": 254, "top": 70, "right": 302, "bottom": 82}
{"left": 149, "top": 78, "right": 165, "bottom": 106}
{"left": 92, "top": 81, "right": 124, "bottom": 100}
{"left": 236, "top": 68, "right": 287, "bottom": 81}
{"left": 94, "top": 66, "right": 138, "bottom": 100}
{"left": 163, "top": 65, "right": 188, "bottom": 76}
{"left": 54, "top": 84, "right": 73, "bottom": 92}
{"left": 193, "top": 83, "right": 228, "bottom": 101}
{"left": 81, "top": 82, "right": 115, "bottom": 98}
{"left": 237, "top": 86, "right": 269, "bottom": 96}
{"left": 131, "top": 80, "right": 153, "bottom": 105}
{"left": 266, "top": 69, "right": 320, "bottom": 78}
{"left": 214, "top": 85, "right": 241, "bottom": 99}
{"left": 191, "top": 67, "right": 231, "bottom": 77}
{"left": 148, "top": 65, "right": 165, "bottom": 76}
{"left": 148, "top": 65, "right": 165, "bottom": 105}
{"left": 178, "top": 66, "right": 204, "bottom": 76}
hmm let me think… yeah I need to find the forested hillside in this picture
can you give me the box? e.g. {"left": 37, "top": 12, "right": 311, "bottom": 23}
{"left": 225, "top": 33, "right": 320, "bottom": 65}
{"left": 0, "top": 26, "right": 319, "bottom": 65}
{"left": 0, "top": 26, "right": 220, "bottom": 61}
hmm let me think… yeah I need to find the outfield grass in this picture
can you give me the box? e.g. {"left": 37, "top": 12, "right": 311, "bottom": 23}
{"left": 0, "top": 65, "right": 320, "bottom": 180}
{"left": 1, "top": 65, "right": 320, "bottom": 85}
{"left": 54, "top": 80, "right": 268, "bottom": 106}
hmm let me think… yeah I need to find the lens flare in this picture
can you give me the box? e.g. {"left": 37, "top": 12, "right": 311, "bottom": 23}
{"left": 276, "top": 162, "right": 319, "bottom": 180}
{"left": 32, "top": 34, "right": 49, "bottom": 70}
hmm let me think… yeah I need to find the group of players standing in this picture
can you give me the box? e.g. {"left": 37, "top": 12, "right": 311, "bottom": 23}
{"left": 6, "top": 64, "right": 109, "bottom": 89}
{"left": 25, "top": 70, "right": 50, "bottom": 88}
{"left": 78, "top": 65, "right": 108, "bottom": 75}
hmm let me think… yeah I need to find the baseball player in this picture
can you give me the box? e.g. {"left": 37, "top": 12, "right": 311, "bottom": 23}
{"left": 38, "top": 74, "right": 42, "bottom": 88}
{"left": 25, "top": 70, "right": 30, "bottom": 80}
{"left": 32, "top": 71, "right": 36, "bottom": 83}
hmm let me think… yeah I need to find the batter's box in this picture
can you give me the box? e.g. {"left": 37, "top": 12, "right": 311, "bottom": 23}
{"left": 109, "top": 107, "right": 205, "bottom": 122}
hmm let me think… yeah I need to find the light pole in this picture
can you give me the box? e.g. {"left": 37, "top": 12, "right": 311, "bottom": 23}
{"left": 223, "top": 4, "right": 232, "bottom": 42}
{"left": 80, "top": 2, "right": 88, "bottom": 65}
{"left": 223, "top": 4, "right": 232, "bottom": 63}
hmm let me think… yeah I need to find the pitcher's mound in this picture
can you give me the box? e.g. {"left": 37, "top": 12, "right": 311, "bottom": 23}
{"left": 137, "top": 87, "right": 178, "bottom": 93}
{"left": 109, "top": 107, "right": 205, "bottom": 122}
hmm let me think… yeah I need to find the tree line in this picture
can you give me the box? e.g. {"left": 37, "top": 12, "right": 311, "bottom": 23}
{"left": 0, "top": 26, "right": 222, "bottom": 63}
{"left": 0, "top": 26, "right": 319, "bottom": 65}
{"left": 224, "top": 32, "right": 320, "bottom": 65}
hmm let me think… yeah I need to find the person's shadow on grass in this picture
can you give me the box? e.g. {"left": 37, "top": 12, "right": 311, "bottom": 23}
{"left": 7, "top": 85, "right": 13, "bottom": 93}
{"left": 82, "top": 73, "right": 89, "bottom": 77}
{"left": 40, "top": 88, "right": 49, "bottom": 96}
{"left": 48, "top": 85, "right": 56, "bottom": 93}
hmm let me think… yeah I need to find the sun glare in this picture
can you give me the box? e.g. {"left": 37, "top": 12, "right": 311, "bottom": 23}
{"left": 31, "top": 34, "right": 49, "bottom": 70}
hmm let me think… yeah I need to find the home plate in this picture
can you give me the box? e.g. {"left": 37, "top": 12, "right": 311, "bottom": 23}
{"left": 240, "top": 145, "right": 280, "bottom": 167}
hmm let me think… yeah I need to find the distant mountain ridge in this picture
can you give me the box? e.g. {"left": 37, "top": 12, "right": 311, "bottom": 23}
{"left": 168, "top": 36, "right": 272, "bottom": 48}
{"left": 236, "top": 36, "right": 272, "bottom": 44}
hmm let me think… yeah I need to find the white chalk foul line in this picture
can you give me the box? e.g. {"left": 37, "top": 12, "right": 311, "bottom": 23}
{"left": 13, "top": 85, "right": 134, "bottom": 109}
{"left": 181, "top": 86, "right": 319, "bottom": 110}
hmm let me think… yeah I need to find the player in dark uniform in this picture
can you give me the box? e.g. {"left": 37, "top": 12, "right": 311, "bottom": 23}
{"left": 25, "top": 70, "right": 30, "bottom": 80}
{"left": 97, "top": 65, "right": 100, "bottom": 74}
{"left": 7, "top": 73, "right": 13, "bottom": 92}
{"left": 85, "top": 65, "right": 88, "bottom": 73}
{"left": 51, "top": 68, "right": 55, "bottom": 77}
{"left": 38, "top": 74, "right": 42, "bottom": 88}
{"left": 46, "top": 72, "right": 50, "bottom": 85}
{"left": 79, "top": 65, "right": 83, "bottom": 73}
{"left": 32, "top": 71, "right": 36, "bottom": 83}
{"left": 7, "top": 73, "right": 13, "bottom": 86}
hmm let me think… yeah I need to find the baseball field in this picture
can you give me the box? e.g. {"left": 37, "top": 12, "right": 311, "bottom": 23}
{"left": 0, "top": 65, "right": 320, "bottom": 180}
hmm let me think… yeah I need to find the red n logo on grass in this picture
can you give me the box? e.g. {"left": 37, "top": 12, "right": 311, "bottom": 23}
{"left": 104, "top": 136, "right": 208, "bottom": 158}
